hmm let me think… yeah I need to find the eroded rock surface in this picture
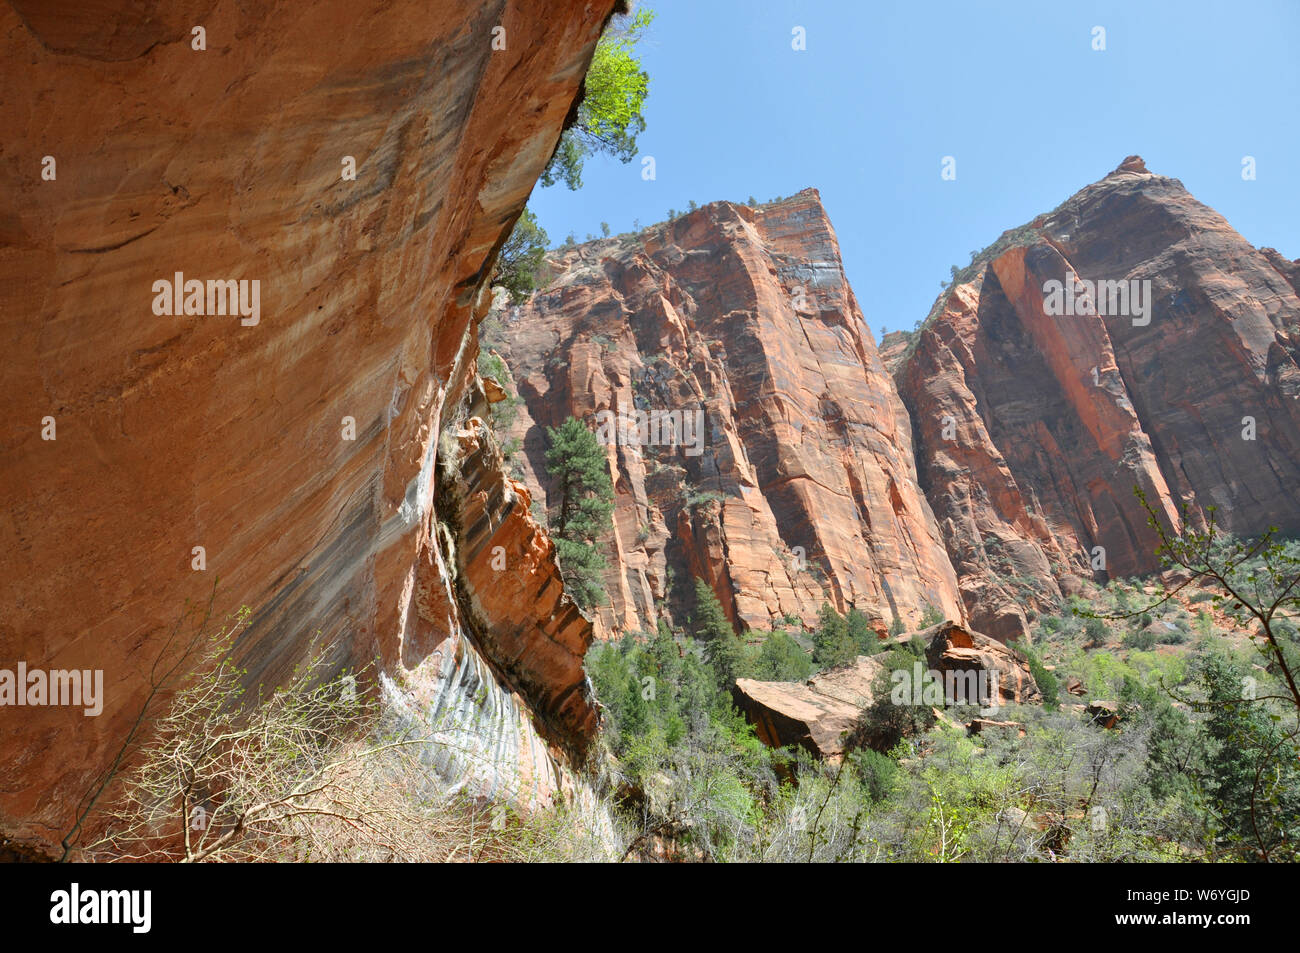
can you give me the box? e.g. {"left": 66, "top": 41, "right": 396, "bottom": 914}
{"left": 496, "top": 192, "right": 963, "bottom": 637}
{"left": 0, "top": 0, "right": 616, "bottom": 854}
{"left": 733, "top": 655, "right": 885, "bottom": 759}
{"left": 894, "top": 158, "right": 1300, "bottom": 641}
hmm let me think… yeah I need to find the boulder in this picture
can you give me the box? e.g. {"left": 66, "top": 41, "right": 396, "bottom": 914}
{"left": 733, "top": 655, "right": 885, "bottom": 759}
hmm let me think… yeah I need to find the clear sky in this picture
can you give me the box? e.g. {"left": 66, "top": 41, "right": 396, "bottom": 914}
{"left": 526, "top": 0, "right": 1299, "bottom": 336}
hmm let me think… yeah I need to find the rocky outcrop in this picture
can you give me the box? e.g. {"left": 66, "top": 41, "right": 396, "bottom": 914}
{"left": 0, "top": 0, "right": 616, "bottom": 854}
{"left": 733, "top": 655, "right": 885, "bottom": 759}
{"left": 446, "top": 414, "right": 598, "bottom": 760}
{"left": 734, "top": 621, "right": 1038, "bottom": 757}
{"left": 894, "top": 157, "right": 1300, "bottom": 641}
{"left": 495, "top": 191, "right": 963, "bottom": 637}
{"left": 922, "top": 621, "right": 1040, "bottom": 707}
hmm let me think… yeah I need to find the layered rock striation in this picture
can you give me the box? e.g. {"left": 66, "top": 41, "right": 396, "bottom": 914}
{"left": 0, "top": 0, "right": 617, "bottom": 854}
{"left": 892, "top": 157, "right": 1300, "bottom": 641}
{"left": 495, "top": 192, "right": 963, "bottom": 637}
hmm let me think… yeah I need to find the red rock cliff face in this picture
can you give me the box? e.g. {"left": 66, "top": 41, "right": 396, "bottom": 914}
{"left": 894, "top": 158, "right": 1300, "bottom": 641}
{"left": 495, "top": 192, "right": 963, "bottom": 637}
{"left": 0, "top": 0, "right": 616, "bottom": 853}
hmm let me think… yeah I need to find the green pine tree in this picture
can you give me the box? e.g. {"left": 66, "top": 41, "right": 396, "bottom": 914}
{"left": 812, "top": 602, "right": 856, "bottom": 668}
{"left": 845, "top": 607, "right": 877, "bottom": 654}
{"left": 693, "top": 578, "right": 747, "bottom": 688}
{"left": 544, "top": 416, "right": 614, "bottom": 610}
{"left": 1197, "top": 653, "right": 1300, "bottom": 860}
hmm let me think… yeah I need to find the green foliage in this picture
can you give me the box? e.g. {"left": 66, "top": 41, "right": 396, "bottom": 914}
{"left": 684, "top": 488, "right": 725, "bottom": 508}
{"left": 585, "top": 624, "right": 780, "bottom": 861}
{"left": 753, "top": 629, "right": 813, "bottom": 682}
{"left": 1012, "top": 640, "right": 1059, "bottom": 710}
{"left": 476, "top": 348, "right": 522, "bottom": 439}
{"left": 577, "top": 490, "right": 1300, "bottom": 862}
{"left": 1192, "top": 652, "right": 1300, "bottom": 860}
{"left": 544, "top": 417, "right": 614, "bottom": 609}
{"left": 492, "top": 208, "right": 548, "bottom": 303}
{"left": 1133, "top": 488, "right": 1300, "bottom": 716}
{"left": 692, "top": 579, "right": 748, "bottom": 688}
{"left": 540, "top": 9, "right": 654, "bottom": 190}
{"left": 1123, "top": 628, "right": 1157, "bottom": 651}
{"left": 845, "top": 608, "right": 878, "bottom": 654}
{"left": 919, "top": 601, "right": 945, "bottom": 629}
{"left": 1140, "top": 690, "right": 1208, "bottom": 805}
{"left": 848, "top": 747, "right": 899, "bottom": 803}
{"left": 812, "top": 602, "right": 857, "bottom": 668}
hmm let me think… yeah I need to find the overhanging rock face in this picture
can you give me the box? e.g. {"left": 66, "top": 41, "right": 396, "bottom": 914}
{"left": 0, "top": 0, "right": 617, "bottom": 853}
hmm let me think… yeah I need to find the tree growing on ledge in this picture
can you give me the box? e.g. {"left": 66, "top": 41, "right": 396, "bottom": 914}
{"left": 544, "top": 416, "right": 614, "bottom": 610}
{"left": 541, "top": 7, "right": 654, "bottom": 191}
{"left": 492, "top": 207, "right": 549, "bottom": 304}
{"left": 812, "top": 602, "right": 857, "bottom": 668}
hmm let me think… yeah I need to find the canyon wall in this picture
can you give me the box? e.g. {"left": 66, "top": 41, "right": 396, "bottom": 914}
{"left": 495, "top": 191, "right": 964, "bottom": 638}
{"left": 498, "top": 159, "right": 1299, "bottom": 651}
{"left": 890, "top": 157, "right": 1300, "bottom": 641}
{"left": 0, "top": 0, "right": 616, "bottom": 854}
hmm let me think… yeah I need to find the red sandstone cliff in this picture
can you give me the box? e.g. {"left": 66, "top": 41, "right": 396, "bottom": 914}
{"left": 891, "top": 157, "right": 1300, "bottom": 641}
{"left": 0, "top": 0, "right": 617, "bottom": 855}
{"left": 494, "top": 192, "right": 964, "bottom": 637}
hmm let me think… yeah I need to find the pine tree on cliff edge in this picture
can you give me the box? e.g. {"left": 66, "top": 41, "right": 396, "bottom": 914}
{"left": 544, "top": 416, "right": 614, "bottom": 611}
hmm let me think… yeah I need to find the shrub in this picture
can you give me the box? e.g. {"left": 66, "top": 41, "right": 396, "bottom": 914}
{"left": 1123, "top": 628, "right": 1157, "bottom": 651}
{"left": 754, "top": 630, "right": 813, "bottom": 682}
{"left": 1012, "top": 640, "right": 1059, "bottom": 710}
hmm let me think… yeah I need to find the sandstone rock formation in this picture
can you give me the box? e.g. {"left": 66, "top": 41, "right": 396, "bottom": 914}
{"left": 922, "top": 621, "right": 1040, "bottom": 707}
{"left": 0, "top": 0, "right": 617, "bottom": 855}
{"left": 494, "top": 191, "right": 963, "bottom": 637}
{"left": 733, "top": 621, "right": 1038, "bottom": 758}
{"left": 892, "top": 157, "right": 1300, "bottom": 641}
{"left": 733, "top": 655, "right": 885, "bottom": 759}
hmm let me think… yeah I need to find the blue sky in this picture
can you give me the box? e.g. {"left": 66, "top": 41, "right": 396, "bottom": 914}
{"left": 526, "top": 0, "right": 1300, "bottom": 336}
